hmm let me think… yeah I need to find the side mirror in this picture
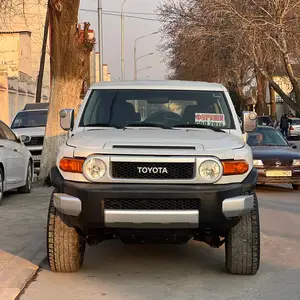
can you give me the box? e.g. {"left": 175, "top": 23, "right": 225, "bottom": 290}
{"left": 242, "top": 111, "right": 257, "bottom": 133}
{"left": 290, "top": 143, "right": 297, "bottom": 149}
{"left": 59, "top": 109, "right": 74, "bottom": 131}
{"left": 20, "top": 135, "right": 31, "bottom": 144}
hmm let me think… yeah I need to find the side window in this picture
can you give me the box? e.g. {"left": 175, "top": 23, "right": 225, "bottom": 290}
{"left": 0, "top": 122, "right": 17, "bottom": 142}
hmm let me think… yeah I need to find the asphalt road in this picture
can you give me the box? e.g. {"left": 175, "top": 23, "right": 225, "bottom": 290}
{"left": 19, "top": 141, "right": 300, "bottom": 300}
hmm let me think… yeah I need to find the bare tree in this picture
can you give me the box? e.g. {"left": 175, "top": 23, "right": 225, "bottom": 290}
{"left": 159, "top": 0, "right": 300, "bottom": 113}
{"left": 159, "top": 0, "right": 255, "bottom": 110}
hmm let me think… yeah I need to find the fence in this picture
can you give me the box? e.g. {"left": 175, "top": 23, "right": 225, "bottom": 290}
{"left": 0, "top": 73, "right": 49, "bottom": 126}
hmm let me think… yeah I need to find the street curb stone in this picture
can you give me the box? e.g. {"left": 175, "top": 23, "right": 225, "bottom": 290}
{"left": 0, "top": 237, "right": 46, "bottom": 300}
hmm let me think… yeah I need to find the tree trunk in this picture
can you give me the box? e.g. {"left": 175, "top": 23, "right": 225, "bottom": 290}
{"left": 39, "top": 0, "right": 94, "bottom": 182}
{"left": 269, "top": 83, "right": 276, "bottom": 120}
{"left": 39, "top": 78, "right": 82, "bottom": 180}
{"left": 255, "top": 71, "right": 267, "bottom": 115}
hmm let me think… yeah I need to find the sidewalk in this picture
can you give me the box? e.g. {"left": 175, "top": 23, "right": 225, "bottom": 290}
{"left": 0, "top": 187, "right": 52, "bottom": 300}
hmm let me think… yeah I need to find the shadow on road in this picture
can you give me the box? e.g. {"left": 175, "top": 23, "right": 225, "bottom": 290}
{"left": 32, "top": 238, "right": 300, "bottom": 300}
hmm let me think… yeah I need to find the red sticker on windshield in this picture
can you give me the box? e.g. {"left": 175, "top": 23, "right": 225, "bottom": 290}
{"left": 195, "top": 113, "right": 226, "bottom": 127}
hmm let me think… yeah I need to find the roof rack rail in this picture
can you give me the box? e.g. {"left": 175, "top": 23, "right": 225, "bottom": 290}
{"left": 23, "top": 103, "right": 49, "bottom": 110}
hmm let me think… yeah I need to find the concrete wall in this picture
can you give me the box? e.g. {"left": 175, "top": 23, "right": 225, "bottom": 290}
{"left": 19, "top": 32, "right": 32, "bottom": 76}
{"left": 0, "top": 74, "right": 9, "bottom": 125}
{"left": 0, "top": 33, "right": 20, "bottom": 76}
{"left": 0, "top": 32, "right": 32, "bottom": 77}
{"left": 0, "top": 73, "right": 49, "bottom": 125}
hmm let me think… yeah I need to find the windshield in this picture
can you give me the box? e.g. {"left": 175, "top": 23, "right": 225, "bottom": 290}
{"left": 247, "top": 127, "right": 289, "bottom": 147}
{"left": 11, "top": 110, "right": 48, "bottom": 129}
{"left": 291, "top": 119, "right": 300, "bottom": 125}
{"left": 80, "top": 89, "right": 235, "bottom": 129}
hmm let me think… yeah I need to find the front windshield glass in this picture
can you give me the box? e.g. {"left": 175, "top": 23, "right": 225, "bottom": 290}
{"left": 80, "top": 89, "right": 235, "bottom": 129}
{"left": 247, "top": 127, "right": 289, "bottom": 147}
{"left": 11, "top": 110, "right": 48, "bottom": 129}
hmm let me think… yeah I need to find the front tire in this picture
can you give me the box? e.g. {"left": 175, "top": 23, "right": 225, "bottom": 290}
{"left": 225, "top": 191, "right": 260, "bottom": 275}
{"left": 18, "top": 162, "right": 32, "bottom": 194}
{"left": 292, "top": 184, "right": 300, "bottom": 190}
{"left": 47, "top": 192, "right": 86, "bottom": 272}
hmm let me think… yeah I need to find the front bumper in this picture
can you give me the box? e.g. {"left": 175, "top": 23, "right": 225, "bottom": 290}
{"left": 27, "top": 146, "right": 43, "bottom": 173}
{"left": 50, "top": 167, "right": 258, "bottom": 230}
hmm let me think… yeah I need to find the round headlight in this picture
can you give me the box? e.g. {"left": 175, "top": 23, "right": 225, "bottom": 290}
{"left": 83, "top": 157, "right": 106, "bottom": 181}
{"left": 199, "top": 160, "right": 221, "bottom": 182}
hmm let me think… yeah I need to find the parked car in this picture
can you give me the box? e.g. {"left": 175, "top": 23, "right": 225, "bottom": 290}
{"left": 0, "top": 120, "right": 33, "bottom": 204}
{"left": 247, "top": 125, "right": 300, "bottom": 190}
{"left": 257, "top": 115, "right": 273, "bottom": 126}
{"left": 289, "top": 117, "right": 300, "bottom": 139}
{"left": 48, "top": 80, "right": 260, "bottom": 275}
{"left": 11, "top": 103, "right": 48, "bottom": 174}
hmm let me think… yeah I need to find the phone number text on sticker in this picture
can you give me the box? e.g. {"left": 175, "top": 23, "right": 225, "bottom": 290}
{"left": 195, "top": 113, "right": 226, "bottom": 127}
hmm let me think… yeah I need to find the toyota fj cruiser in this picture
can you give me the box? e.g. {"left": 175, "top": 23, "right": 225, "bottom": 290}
{"left": 48, "top": 80, "right": 259, "bottom": 275}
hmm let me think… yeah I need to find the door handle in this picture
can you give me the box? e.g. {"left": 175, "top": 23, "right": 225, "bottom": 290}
{"left": 14, "top": 149, "right": 18, "bottom": 152}
{"left": 0, "top": 145, "right": 3, "bottom": 148}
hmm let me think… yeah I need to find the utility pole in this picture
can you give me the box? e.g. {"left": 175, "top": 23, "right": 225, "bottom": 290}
{"left": 36, "top": 8, "right": 49, "bottom": 103}
{"left": 134, "top": 46, "right": 137, "bottom": 80}
{"left": 98, "top": 0, "right": 104, "bottom": 82}
{"left": 121, "top": 0, "right": 127, "bottom": 80}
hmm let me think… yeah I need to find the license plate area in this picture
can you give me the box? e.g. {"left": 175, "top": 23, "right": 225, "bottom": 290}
{"left": 32, "top": 155, "right": 42, "bottom": 161}
{"left": 266, "top": 170, "right": 292, "bottom": 177}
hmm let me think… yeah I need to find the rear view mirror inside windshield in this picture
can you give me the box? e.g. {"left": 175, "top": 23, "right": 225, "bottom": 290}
{"left": 147, "top": 97, "right": 169, "bottom": 104}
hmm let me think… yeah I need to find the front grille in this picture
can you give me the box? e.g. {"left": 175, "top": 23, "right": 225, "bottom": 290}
{"left": 25, "top": 136, "right": 44, "bottom": 146}
{"left": 111, "top": 162, "right": 195, "bottom": 179}
{"left": 263, "top": 159, "right": 292, "bottom": 167}
{"left": 105, "top": 199, "right": 199, "bottom": 210}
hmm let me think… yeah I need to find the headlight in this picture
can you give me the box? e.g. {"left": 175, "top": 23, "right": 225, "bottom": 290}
{"left": 293, "top": 159, "right": 300, "bottom": 166}
{"left": 83, "top": 156, "right": 106, "bottom": 181}
{"left": 253, "top": 159, "right": 263, "bottom": 166}
{"left": 199, "top": 160, "right": 221, "bottom": 182}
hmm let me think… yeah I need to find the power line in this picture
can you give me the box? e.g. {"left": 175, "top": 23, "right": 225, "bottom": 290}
{"left": 79, "top": 8, "right": 160, "bottom": 22}
{"left": 80, "top": 8, "right": 159, "bottom": 16}
{"left": 103, "top": 12, "right": 160, "bottom": 22}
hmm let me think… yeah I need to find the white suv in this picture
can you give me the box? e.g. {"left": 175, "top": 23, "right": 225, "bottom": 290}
{"left": 47, "top": 80, "right": 259, "bottom": 275}
{"left": 11, "top": 103, "right": 48, "bottom": 174}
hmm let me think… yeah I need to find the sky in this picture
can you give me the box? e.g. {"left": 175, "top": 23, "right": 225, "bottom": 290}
{"left": 78, "top": 0, "right": 168, "bottom": 81}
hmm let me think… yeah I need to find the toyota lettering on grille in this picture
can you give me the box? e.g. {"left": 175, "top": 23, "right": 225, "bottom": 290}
{"left": 137, "top": 167, "right": 168, "bottom": 174}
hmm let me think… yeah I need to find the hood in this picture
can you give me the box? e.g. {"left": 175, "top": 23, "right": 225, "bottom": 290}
{"left": 12, "top": 127, "right": 45, "bottom": 137}
{"left": 252, "top": 146, "right": 300, "bottom": 160}
{"left": 68, "top": 128, "right": 244, "bottom": 151}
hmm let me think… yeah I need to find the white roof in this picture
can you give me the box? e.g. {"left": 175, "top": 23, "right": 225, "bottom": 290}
{"left": 90, "top": 80, "right": 227, "bottom": 91}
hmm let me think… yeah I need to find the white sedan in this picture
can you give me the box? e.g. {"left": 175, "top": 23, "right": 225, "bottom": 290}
{"left": 0, "top": 120, "right": 33, "bottom": 204}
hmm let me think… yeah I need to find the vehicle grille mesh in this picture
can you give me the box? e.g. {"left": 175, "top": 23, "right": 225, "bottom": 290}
{"left": 104, "top": 199, "right": 199, "bottom": 210}
{"left": 111, "top": 162, "right": 195, "bottom": 179}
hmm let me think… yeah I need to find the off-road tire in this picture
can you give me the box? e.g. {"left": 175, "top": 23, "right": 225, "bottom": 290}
{"left": 292, "top": 184, "right": 300, "bottom": 190}
{"left": 0, "top": 168, "right": 4, "bottom": 205}
{"left": 47, "top": 192, "right": 86, "bottom": 272}
{"left": 225, "top": 191, "right": 260, "bottom": 275}
{"left": 18, "top": 162, "right": 32, "bottom": 194}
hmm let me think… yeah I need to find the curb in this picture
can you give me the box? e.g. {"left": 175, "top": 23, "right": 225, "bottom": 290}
{"left": 0, "top": 237, "right": 46, "bottom": 300}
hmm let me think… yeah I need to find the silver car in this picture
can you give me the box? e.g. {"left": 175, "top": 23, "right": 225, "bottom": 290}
{"left": 289, "top": 118, "right": 300, "bottom": 139}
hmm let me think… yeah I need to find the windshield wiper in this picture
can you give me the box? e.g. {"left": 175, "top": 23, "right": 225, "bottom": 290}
{"left": 85, "top": 123, "right": 123, "bottom": 129}
{"left": 172, "top": 124, "right": 225, "bottom": 132}
{"left": 125, "top": 122, "right": 173, "bottom": 129}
